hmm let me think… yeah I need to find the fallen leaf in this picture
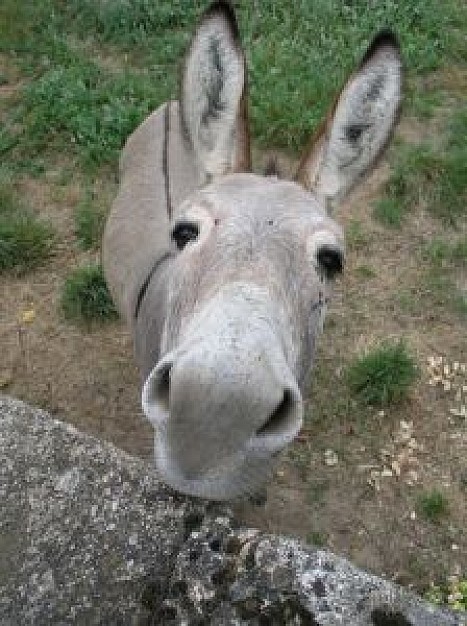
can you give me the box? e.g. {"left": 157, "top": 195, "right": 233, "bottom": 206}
{"left": 20, "top": 309, "right": 36, "bottom": 324}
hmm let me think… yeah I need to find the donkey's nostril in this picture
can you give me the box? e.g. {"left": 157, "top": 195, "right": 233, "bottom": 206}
{"left": 256, "top": 389, "right": 300, "bottom": 439}
{"left": 149, "top": 362, "right": 172, "bottom": 412}
{"left": 142, "top": 358, "right": 174, "bottom": 427}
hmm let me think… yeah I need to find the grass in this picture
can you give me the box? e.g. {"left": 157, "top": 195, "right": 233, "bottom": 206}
{"left": 417, "top": 489, "right": 449, "bottom": 522}
{"left": 378, "top": 106, "right": 467, "bottom": 225}
{"left": 0, "top": 0, "right": 465, "bottom": 170}
{"left": 407, "top": 88, "right": 443, "bottom": 120}
{"left": 347, "top": 340, "right": 418, "bottom": 407}
{"left": 307, "top": 531, "right": 327, "bottom": 548}
{"left": 0, "top": 187, "right": 54, "bottom": 273}
{"left": 355, "top": 265, "right": 377, "bottom": 279}
{"left": 15, "top": 62, "right": 159, "bottom": 173}
{"left": 346, "top": 219, "right": 372, "bottom": 252}
{"left": 373, "top": 198, "right": 405, "bottom": 228}
{"left": 240, "top": 0, "right": 466, "bottom": 151}
{"left": 74, "top": 191, "right": 106, "bottom": 250}
{"left": 412, "top": 236, "right": 467, "bottom": 320}
{"left": 426, "top": 578, "right": 467, "bottom": 612}
{"left": 421, "top": 238, "right": 467, "bottom": 267}
{"left": 61, "top": 264, "right": 118, "bottom": 323}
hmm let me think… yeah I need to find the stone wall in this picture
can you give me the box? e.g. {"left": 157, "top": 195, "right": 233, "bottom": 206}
{"left": 1, "top": 396, "right": 464, "bottom": 625}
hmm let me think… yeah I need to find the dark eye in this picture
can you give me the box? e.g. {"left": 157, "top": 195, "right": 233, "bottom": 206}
{"left": 317, "top": 245, "right": 344, "bottom": 280}
{"left": 171, "top": 221, "right": 199, "bottom": 251}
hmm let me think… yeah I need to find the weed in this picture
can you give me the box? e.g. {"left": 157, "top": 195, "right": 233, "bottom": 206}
{"left": 307, "top": 479, "right": 330, "bottom": 506}
{"left": 373, "top": 197, "right": 405, "bottom": 228}
{"left": 346, "top": 219, "right": 371, "bottom": 252}
{"left": 417, "top": 489, "right": 449, "bottom": 522}
{"left": 19, "top": 63, "right": 158, "bottom": 172}
{"left": 241, "top": 0, "right": 465, "bottom": 151}
{"left": 74, "top": 192, "right": 106, "bottom": 250}
{"left": 421, "top": 237, "right": 467, "bottom": 268}
{"left": 307, "top": 531, "right": 327, "bottom": 547}
{"left": 62, "top": 0, "right": 197, "bottom": 46}
{"left": 449, "top": 106, "right": 467, "bottom": 152}
{"left": 355, "top": 265, "right": 377, "bottom": 279}
{"left": 453, "top": 293, "right": 467, "bottom": 320}
{"left": 419, "top": 268, "right": 467, "bottom": 320}
{"left": 425, "top": 578, "right": 467, "bottom": 612}
{"left": 347, "top": 340, "right": 418, "bottom": 407}
{"left": 61, "top": 264, "right": 117, "bottom": 323}
{"left": 2, "top": 0, "right": 464, "bottom": 158}
{"left": 407, "top": 88, "right": 443, "bottom": 120}
{"left": 0, "top": 187, "right": 54, "bottom": 273}
{"left": 383, "top": 107, "right": 467, "bottom": 224}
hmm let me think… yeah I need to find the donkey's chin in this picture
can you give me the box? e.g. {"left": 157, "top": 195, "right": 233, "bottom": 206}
{"left": 153, "top": 433, "right": 276, "bottom": 501}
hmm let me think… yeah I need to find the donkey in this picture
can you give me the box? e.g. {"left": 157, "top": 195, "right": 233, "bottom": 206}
{"left": 103, "top": 2, "right": 402, "bottom": 500}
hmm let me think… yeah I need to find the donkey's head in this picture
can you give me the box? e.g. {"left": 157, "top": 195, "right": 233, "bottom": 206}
{"left": 141, "top": 2, "right": 402, "bottom": 500}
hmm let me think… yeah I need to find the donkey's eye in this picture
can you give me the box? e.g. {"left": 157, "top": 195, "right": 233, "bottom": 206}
{"left": 172, "top": 221, "right": 199, "bottom": 250}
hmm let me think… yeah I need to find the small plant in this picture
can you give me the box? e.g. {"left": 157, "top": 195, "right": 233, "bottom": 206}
{"left": 74, "top": 193, "right": 105, "bottom": 250}
{"left": 0, "top": 187, "right": 54, "bottom": 273}
{"left": 347, "top": 340, "right": 418, "bottom": 407}
{"left": 417, "top": 489, "right": 449, "bottom": 522}
{"left": 355, "top": 264, "right": 376, "bottom": 279}
{"left": 373, "top": 197, "right": 405, "bottom": 228}
{"left": 308, "top": 531, "right": 327, "bottom": 547}
{"left": 307, "top": 479, "right": 330, "bottom": 506}
{"left": 425, "top": 578, "right": 467, "bottom": 612}
{"left": 346, "top": 219, "right": 371, "bottom": 252}
{"left": 383, "top": 107, "right": 467, "bottom": 225}
{"left": 61, "top": 264, "right": 117, "bottom": 323}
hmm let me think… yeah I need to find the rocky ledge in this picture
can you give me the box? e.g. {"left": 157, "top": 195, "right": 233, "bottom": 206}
{"left": 0, "top": 395, "right": 464, "bottom": 625}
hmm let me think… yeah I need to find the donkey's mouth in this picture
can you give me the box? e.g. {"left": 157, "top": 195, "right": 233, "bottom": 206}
{"left": 152, "top": 429, "right": 277, "bottom": 500}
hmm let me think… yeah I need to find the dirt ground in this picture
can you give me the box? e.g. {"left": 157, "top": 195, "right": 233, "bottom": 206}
{"left": 1, "top": 60, "right": 466, "bottom": 594}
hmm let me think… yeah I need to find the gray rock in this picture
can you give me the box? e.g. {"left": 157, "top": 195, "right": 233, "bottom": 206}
{"left": 0, "top": 395, "right": 464, "bottom": 625}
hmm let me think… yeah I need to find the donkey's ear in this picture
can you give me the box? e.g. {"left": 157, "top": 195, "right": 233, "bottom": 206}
{"left": 180, "top": 1, "right": 251, "bottom": 179}
{"left": 296, "top": 31, "right": 402, "bottom": 208}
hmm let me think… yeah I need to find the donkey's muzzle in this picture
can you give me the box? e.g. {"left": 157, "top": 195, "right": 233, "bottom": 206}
{"left": 141, "top": 284, "right": 303, "bottom": 499}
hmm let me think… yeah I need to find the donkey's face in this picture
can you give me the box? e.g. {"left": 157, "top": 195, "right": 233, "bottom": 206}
{"left": 141, "top": 2, "right": 402, "bottom": 500}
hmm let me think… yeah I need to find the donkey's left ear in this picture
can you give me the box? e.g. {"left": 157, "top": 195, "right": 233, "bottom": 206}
{"left": 180, "top": 1, "right": 251, "bottom": 179}
{"left": 296, "top": 31, "right": 402, "bottom": 208}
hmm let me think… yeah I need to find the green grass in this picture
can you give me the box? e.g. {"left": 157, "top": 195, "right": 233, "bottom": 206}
{"left": 355, "top": 264, "right": 377, "bottom": 279}
{"left": 74, "top": 192, "right": 106, "bottom": 250}
{"left": 307, "top": 531, "right": 327, "bottom": 548}
{"left": 426, "top": 578, "right": 467, "bottom": 612}
{"left": 381, "top": 106, "right": 467, "bottom": 225}
{"left": 346, "top": 219, "right": 372, "bottom": 252}
{"left": 421, "top": 237, "right": 467, "bottom": 267}
{"left": 413, "top": 237, "right": 467, "bottom": 320}
{"left": 417, "top": 489, "right": 449, "bottom": 523}
{"left": 61, "top": 264, "right": 118, "bottom": 323}
{"left": 16, "top": 62, "right": 159, "bottom": 173}
{"left": 347, "top": 340, "right": 418, "bottom": 407}
{"left": 407, "top": 88, "right": 443, "bottom": 120}
{"left": 373, "top": 197, "right": 405, "bottom": 228}
{"left": 240, "top": 0, "right": 466, "bottom": 151}
{"left": 0, "top": 187, "right": 54, "bottom": 273}
{"left": 0, "top": 0, "right": 466, "bottom": 170}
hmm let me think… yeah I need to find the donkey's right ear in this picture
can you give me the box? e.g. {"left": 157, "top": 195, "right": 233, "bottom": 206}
{"left": 180, "top": 2, "right": 251, "bottom": 179}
